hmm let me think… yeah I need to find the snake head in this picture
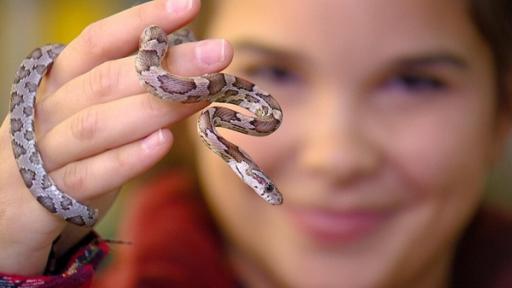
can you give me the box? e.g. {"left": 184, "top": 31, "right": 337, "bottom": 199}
{"left": 261, "top": 183, "right": 283, "bottom": 205}
{"left": 254, "top": 182, "right": 283, "bottom": 205}
{"left": 241, "top": 166, "right": 283, "bottom": 205}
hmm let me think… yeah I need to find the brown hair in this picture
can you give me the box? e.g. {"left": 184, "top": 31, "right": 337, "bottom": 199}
{"left": 469, "top": 0, "right": 512, "bottom": 109}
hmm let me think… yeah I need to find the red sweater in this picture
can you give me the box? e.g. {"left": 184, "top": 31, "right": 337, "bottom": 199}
{"left": 2, "top": 170, "right": 512, "bottom": 288}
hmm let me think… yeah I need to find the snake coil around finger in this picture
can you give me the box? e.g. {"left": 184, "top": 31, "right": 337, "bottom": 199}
{"left": 136, "top": 26, "right": 283, "bottom": 204}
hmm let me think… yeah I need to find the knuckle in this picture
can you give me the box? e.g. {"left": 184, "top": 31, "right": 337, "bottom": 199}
{"left": 133, "top": 6, "right": 146, "bottom": 27}
{"left": 114, "top": 146, "right": 131, "bottom": 169}
{"left": 61, "top": 162, "right": 88, "bottom": 194}
{"left": 141, "top": 93, "right": 167, "bottom": 117}
{"left": 78, "top": 21, "right": 106, "bottom": 56}
{"left": 71, "top": 108, "right": 99, "bottom": 141}
{"left": 86, "top": 61, "right": 119, "bottom": 99}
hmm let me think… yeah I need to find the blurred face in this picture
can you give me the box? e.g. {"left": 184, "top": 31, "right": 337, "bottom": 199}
{"left": 193, "top": 0, "right": 509, "bottom": 287}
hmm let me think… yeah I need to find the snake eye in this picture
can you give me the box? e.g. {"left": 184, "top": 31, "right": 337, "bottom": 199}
{"left": 265, "top": 184, "right": 274, "bottom": 193}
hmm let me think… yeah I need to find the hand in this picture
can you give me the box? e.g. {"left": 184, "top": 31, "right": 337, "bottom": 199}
{"left": 0, "top": 0, "right": 232, "bottom": 275}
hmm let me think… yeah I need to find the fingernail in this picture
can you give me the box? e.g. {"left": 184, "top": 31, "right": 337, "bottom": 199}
{"left": 195, "top": 39, "right": 226, "bottom": 66}
{"left": 142, "top": 129, "right": 167, "bottom": 152}
{"left": 166, "top": 0, "right": 193, "bottom": 14}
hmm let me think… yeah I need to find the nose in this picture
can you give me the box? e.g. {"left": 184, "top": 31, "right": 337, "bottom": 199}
{"left": 297, "top": 85, "right": 381, "bottom": 186}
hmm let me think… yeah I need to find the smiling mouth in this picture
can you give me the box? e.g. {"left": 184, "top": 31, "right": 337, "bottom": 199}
{"left": 286, "top": 206, "right": 393, "bottom": 245}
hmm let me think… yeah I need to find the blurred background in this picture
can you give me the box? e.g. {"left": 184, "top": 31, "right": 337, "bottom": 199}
{"left": 1, "top": 0, "right": 512, "bottom": 248}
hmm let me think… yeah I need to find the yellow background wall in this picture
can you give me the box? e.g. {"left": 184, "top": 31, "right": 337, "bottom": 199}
{"left": 0, "top": 0, "right": 126, "bottom": 117}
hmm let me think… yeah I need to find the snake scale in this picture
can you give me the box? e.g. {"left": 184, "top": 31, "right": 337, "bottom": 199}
{"left": 9, "top": 25, "right": 283, "bottom": 227}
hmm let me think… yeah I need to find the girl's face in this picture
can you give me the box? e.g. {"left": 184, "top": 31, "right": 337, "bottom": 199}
{"left": 194, "top": 0, "right": 510, "bottom": 286}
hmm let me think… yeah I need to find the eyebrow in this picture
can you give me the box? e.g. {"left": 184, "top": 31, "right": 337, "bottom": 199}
{"left": 233, "top": 40, "right": 469, "bottom": 72}
{"left": 233, "top": 40, "right": 302, "bottom": 61}
{"left": 392, "top": 52, "right": 469, "bottom": 70}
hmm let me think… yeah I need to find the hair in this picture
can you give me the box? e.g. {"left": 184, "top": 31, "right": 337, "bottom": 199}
{"left": 469, "top": 0, "right": 512, "bottom": 111}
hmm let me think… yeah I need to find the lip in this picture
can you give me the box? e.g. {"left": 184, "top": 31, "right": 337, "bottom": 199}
{"left": 286, "top": 207, "right": 391, "bottom": 245}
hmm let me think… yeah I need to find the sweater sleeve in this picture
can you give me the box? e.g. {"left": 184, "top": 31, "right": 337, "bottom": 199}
{"left": 0, "top": 232, "right": 109, "bottom": 288}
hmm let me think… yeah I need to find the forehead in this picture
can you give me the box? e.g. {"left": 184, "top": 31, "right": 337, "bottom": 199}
{"left": 207, "top": 0, "right": 486, "bottom": 73}
{"left": 211, "top": 0, "right": 469, "bottom": 22}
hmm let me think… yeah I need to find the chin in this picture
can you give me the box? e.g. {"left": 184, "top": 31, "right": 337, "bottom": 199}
{"left": 272, "top": 255, "right": 389, "bottom": 288}
{"left": 252, "top": 202, "right": 424, "bottom": 288}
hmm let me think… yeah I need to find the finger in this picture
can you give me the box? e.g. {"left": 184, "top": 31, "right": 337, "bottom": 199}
{"left": 49, "top": 129, "right": 173, "bottom": 200}
{"left": 39, "top": 92, "right": 205, "bottom": 171}
{"left": 37, "top": 38, "right": 232, "bottom": 135}
{"left": 44, "top": 0, "right": 201, "bottom": 93}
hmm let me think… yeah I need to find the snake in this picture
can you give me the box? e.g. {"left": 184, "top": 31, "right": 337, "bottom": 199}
{"left": 9, "top": 25, "right": 283, "bottom": 227}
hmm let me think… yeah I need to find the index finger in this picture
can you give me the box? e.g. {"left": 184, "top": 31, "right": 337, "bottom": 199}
{"left": 45, "top": 0, "right": 201, "bottom": 94}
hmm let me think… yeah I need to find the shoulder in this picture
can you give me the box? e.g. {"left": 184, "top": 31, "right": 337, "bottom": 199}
{"left": 452, "top": 206, "right": 512, "bottom": 288}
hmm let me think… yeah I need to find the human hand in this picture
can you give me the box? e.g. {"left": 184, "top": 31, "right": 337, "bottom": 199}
{"left": 0, "top": 0, "right": 232, "bottom": 275}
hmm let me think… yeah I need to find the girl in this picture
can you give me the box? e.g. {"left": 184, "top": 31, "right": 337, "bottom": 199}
{"left": 1, "top": 0, "right": 511, "bottom": 287}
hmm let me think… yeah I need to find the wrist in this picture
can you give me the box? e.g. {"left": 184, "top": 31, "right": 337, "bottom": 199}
{"left": 0, "top": 231, "right": 109, "bottom": 287}
{"left": 0, "top": 240, "right": 52, "bottom": 276}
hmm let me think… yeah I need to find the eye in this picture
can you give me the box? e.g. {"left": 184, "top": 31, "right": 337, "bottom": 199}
{"left": 244, "top": 64, "right": 300, "bottom": 86}
{"left": 386, "top": 73, "right": 446, "bottom": 92}
{"left": 265, "top": 184, "right": 274, "bottom": 193}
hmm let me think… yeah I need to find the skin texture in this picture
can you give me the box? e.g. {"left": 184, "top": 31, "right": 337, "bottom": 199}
{"left": 193, "top": 0, "right": 512, "bottom": 287}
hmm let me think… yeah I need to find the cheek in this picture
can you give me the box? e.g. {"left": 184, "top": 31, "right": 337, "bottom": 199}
{"left": 343, "top": 86, "right": 500, "bottom": 284}
{"left": 383, "top": 91, "right": 498, "bottom": 260}
{"left": 391, "top": 98, "right": 495, "bottom": 201}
